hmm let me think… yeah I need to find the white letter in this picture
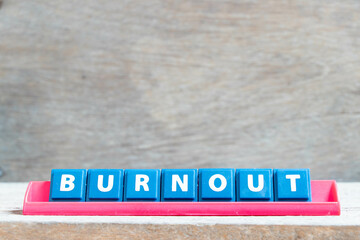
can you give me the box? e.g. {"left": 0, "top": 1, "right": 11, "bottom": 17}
{"left": 248, "top": 174, "right": 264, "bottom": 192}
{"left": 135, "top": 174, "right": 149, "bottom": 191}
{"left": 172, "top": 175, "right": 188, "bottom": 192}
{"left": 60, "top": 174, "right": 75, "bottom": 191}
{"left": 97, "top": 175, "right": 114, "bottom": 192}
{"left": 209, "top": 174, "right": 227, "bottom": 192}
{"left": 286, "top": 174, "right": 301, "bottom": 192}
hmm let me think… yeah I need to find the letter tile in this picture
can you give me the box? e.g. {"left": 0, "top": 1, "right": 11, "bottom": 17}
{"left": 124, "top": 169, "right": 161, "bottom": 201}
{"left": 49, "top": 169, "right": 87, "bottom": 202}
{"left": 199, "top": 168, "right": 235, "bottom": 201}
{"left": 86, "top": 169, "right": 124, "bottom": 201}
{"left": 161, "top": 169, "right": 198, "bottom": 202}
{"left": 236, "top": 169, "right": 274, "bottom": 201}
{"left": 274, "top": 169, "right": 312, "bottom": 201}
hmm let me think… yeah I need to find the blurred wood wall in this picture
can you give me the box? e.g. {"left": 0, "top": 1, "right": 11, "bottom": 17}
{"left": 0, "top": 0, "right": 359, "bottom": 181}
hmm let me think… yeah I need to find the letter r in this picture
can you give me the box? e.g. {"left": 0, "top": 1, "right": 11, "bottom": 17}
{"left": 135, "top": 174, "right": 150, "bottom": 192}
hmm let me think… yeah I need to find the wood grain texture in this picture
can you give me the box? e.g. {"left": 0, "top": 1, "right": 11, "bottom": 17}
{"left": 0, "top": 0, "right": 360, "bottom": 182}
{"left": 1, "top": 182, "right": 360, "bottom": 239}
{"left": 1, "top": 224, "right": 360, "bottom": 240}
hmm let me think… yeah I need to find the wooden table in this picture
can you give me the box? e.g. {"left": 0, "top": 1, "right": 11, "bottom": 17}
{"left": 1, "top": 182, "right": 359, "bottom": 239}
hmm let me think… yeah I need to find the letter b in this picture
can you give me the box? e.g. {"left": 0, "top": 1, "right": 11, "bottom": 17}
{"left": 60, "top": 174, "right": 75, "bottom": 191}
{"left": 50, "top": 169, "right": 87, "bottom": 202}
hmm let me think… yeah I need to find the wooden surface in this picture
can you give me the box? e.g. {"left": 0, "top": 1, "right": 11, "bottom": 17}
{"left": 0, "top": 0, "right": 360, "bottom": 182}
{"left": 1, "top": 182, "right": 360, "bottom": 239}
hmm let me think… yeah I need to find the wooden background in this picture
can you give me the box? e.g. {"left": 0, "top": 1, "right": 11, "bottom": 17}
{"left": 0, "top": 0, "right": 359, "bottom": 182}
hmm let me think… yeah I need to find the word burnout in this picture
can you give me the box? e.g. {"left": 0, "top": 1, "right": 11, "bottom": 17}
{"left": 49, "top": 168, "right": 312, "bottom": 202}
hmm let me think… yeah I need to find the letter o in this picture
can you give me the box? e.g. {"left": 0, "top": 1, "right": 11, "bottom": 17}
{"left": 209, "top": 174, "right": 227, "bottom": 192}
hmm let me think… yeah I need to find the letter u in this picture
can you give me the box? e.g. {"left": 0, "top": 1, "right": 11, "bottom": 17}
{"left": 248, "top": 174, "right": 264, "bottom": 192}
{"left": 98, "top": 175, "right": 114, "bottom": 192}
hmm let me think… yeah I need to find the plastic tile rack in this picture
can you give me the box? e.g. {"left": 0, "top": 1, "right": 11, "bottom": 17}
{"left": 23, "top": 180, "right": 340, "bottom": 216}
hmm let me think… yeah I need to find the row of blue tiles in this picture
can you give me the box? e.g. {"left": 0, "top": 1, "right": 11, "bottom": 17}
{"left": 49, "top": 168, "right": 312, "bottom": 202}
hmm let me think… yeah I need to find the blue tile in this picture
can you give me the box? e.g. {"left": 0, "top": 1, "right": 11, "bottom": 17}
{"left": 49, "top": 169, "right": 87, "bottom": 202}
{"left": 161, "top": 169, "right": 198, "bottom": 202}
{"left": 274, "top": 169, "right": 312, "bottom": 201}
{"left": 86, "top": 169, "right": 124, "bottom": 201}
{"left": 236, "top": 169, "right": 274, "bottom": 201}
{"left": 199, "top": 168, "right": 235, "bottom": 202}
{"left": 124, "top": 169, "right": 161, "bottom": 201}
